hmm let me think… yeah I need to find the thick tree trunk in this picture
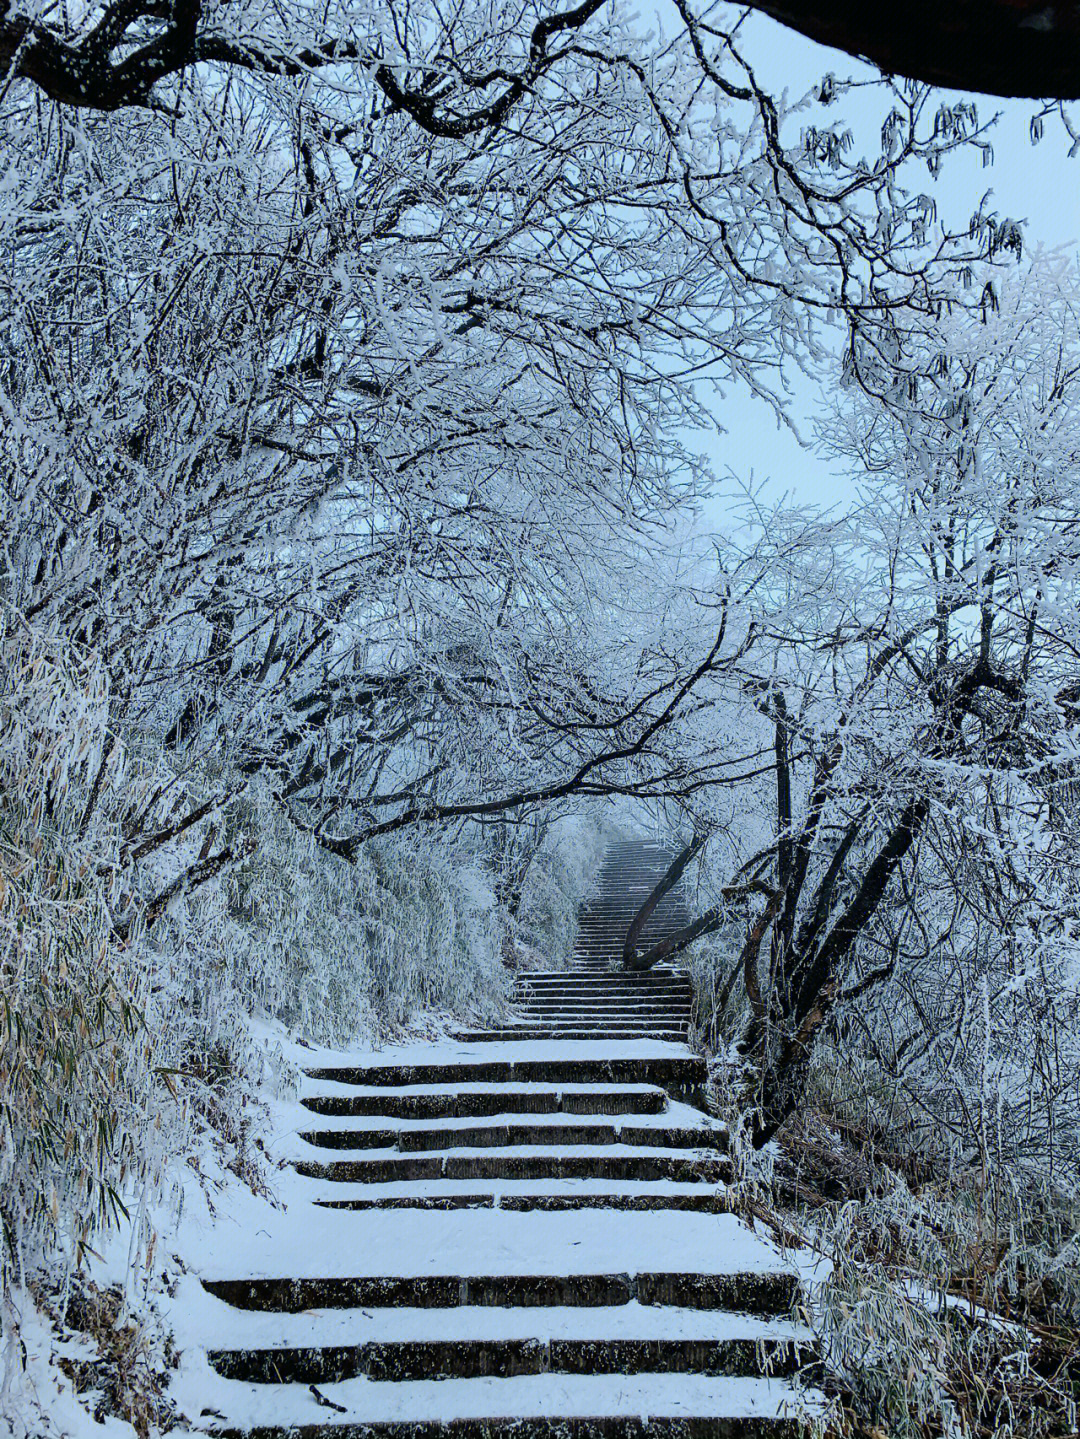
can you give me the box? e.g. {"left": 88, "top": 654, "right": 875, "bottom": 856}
{"left": 743, "top": 793, "right": 930, "bottom": 1146}
{"left": 743, "top": 0, "right": 1080, "bottom": 99}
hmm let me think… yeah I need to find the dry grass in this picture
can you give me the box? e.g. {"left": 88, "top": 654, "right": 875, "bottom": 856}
{"left": 771, "top": 1106, "right": 1078, "bottom": 1438}
{"left": 34, "top": 1276, "right": 177, "bottom": 1439}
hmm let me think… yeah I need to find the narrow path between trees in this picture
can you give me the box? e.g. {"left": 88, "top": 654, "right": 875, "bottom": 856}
{"left": 187, "top": 839, "right": 822, "bottom": 1436}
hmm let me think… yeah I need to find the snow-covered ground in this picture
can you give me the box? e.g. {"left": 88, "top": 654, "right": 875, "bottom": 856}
{"left": 10, "top": 1022, "right": 823, "bottom": 1437}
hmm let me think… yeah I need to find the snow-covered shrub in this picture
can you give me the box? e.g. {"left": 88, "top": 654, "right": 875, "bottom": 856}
{"left": 0, "top": 617, "right": 161, "bottom": 1268}
{"left": 514, "top": 815, "right": 608, "bottom": 968}
{"left": 702, "top": 1036, "right": 1080, "bottom": 1439}
{"left": 0, "top": 612, "right": 513, "bottom": 1399}
{"left": 810, "top": 1178, "right": 1080, "bottom": 1439}
{"left": 684, "top": 923, "right": 746, "bottom": 1050}
{"left": 222, "top": 792, "right": 508, "bottom": 1042}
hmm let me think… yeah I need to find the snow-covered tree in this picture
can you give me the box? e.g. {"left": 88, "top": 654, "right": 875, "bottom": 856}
{"left": 626, "top": 259, "right": 1080, "bottom": 1170}
{"left": 0, "top": 0, "right": 1038, "bottom": 1318}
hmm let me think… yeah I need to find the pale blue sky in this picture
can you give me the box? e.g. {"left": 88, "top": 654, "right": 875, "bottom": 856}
{"left": 671, "top": 7, "right": 1080, "bottom": 517}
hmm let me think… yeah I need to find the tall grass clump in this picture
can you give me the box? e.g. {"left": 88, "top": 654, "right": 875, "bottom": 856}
{"left": 0, "top": 617, "right": 155, "bottom": 1270}
{"left": 810, "top": 1171, "right": 1079, "bottom": 1439}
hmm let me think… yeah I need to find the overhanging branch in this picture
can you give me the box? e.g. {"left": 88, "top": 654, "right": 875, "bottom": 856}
{"left": 740, "top": 0, "right": 1080, "bottom": 99}
{"left": 0, "top": 0, "right": 606, "bottom": 113}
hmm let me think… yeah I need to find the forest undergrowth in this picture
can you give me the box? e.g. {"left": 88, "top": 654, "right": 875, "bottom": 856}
{"left": 0, "top": 612, "right": 603, "bottom": 1436}
{"left": 697, "top": 972, "right": 1080, "bottom": 1439}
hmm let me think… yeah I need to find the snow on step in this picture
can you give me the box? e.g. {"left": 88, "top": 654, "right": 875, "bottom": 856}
{"left": 301, "top": 1083, "right": 672, "bottom": 1119}
{"left": 198, "top": 1209, "right": 793, "bottom": 1284}
{"left": 304, "top": 1082, "right": 672, "bottom": 1100}
{"left": 456, "top": 1031, "right": 693, "bottom": 1045}
{"left": 296, "top": 1139, "right": 726, "bottom": 1158}
{"left": 200, "top": 1302, "right": 816, "bottom": 1387}
{"left": 298, "top": 1177, "right": 733, "bottom": 1205}
{"left": 305, "top": 1037, "right": 696, "bottom": 1076}
{"left": 193, "top": 1300, "right": 815, "bottom": 1353}
{"left": 293, "top": 1151, "right": 733, "bottom": 1188}
{"left": 184, "top": 1368, "right": 818, "bottom": 1436}
{"left": 294, "top": 1097, "right": 727, "bottom": 1137}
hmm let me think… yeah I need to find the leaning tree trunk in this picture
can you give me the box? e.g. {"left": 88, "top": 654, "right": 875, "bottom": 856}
{"left": 621, "top": 834, "right": 706, "bottom": 970}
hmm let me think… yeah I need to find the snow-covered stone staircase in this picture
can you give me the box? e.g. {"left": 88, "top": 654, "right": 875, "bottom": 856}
{"left": 572, "top": 837, "right": 694, "bottom": 970}
{"left": 460, "top": 837, "right": 696, "bottom": 1043}
{"left": 190, "top": 840, "right": 821, "bottom": 1435}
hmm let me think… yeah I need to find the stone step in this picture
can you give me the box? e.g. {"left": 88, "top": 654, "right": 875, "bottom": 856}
{"left": 512, "top": 1006, "right": 691, "bottom": 1018}
{"left": 571, "top": 957, "right": 674, "bottom": 966}
{"left": 575, "top": 937, "right": 674, "bottom": 946}
{"left": 512, "top": 999, "right": 689, "bottom": 1009}
{"left": 573, "top": 947, "right": 678, "bottom": 956}
{"left": 490, "top": 1018, "right": 689, "bottom": 1029}
{"left": 202, "top": 1266, "right": 796, "bottom": 1314}
{"left": 508, "top": 1020, "right": 689, "bottom": 1031}
{"left": 514, "top": 991, "right": 690, "bottom": 1002}
{"left": 516, "top": 976, "right": 690, "bottom": 987}
{"left": 585, "top": 882, "right": 682, "bottom": 887}
{"left": 478, "top": 1021, "right": 690, "bottom": 1031}
{"left": 298, "top": 1121, "right": 728, "bottom": 1153}
{"left": 469, "top": 1014, "right": 689, "bottom": 1024}
{"left": 515, "top": 995, "right": 690, "bottom": 1004}
{"left": 570, "top": 955, "right": 677, "bottom": 965}
{"left": 477, "top": 1031, "right": 692, "bottom": 1042}
{"left": 574, "top": 933, "right": 680, "bottom": 940}
{"left": 511, "top": 990, "right": 687, "bottom": 1001}
{"left": 455, "top": 1030, "right": 690, "bottom": 1043}
{"left": 577, "top": 917, "right": 681, "bottom": 924}
{"left": 301, "top": 1179, "right": 727, "bottom": 1203}
{"left": 196, "top": 1302, "right": 807, "bottom": 1352}
{"left": 575, "top": 926, "right": 681, "bottom": 937}
{"left": 517, "top": 978, "right": 690, "bottom": 987}
{"left": 303, "top": 1178, "right": 732, "bottom": 1211}
{"left": 208, "top": 1318, "right": 811, "bottom": 1384}
{"left": 576, "top": 916, "right": 682, "bottom": 925}
{"left": 508, "top": 1016, "right": 690, "bottom": 1027}
{"left": 518, "top": 968, "right": 688, "bottom": 976}
{"left": 201, "top": 1312, "right": 811, "bottom": 1387}
{"left": 521, "top": 986, "right": 687, "bottom": 993}
{"left": 575, "top": 924, "right": 681, "bottom": 932}
{"left": 515, "top": 980, "right": 689, "bottom": 991}
{"left": 316, "top": 1191, "right": 735, "bottom": 1213}
{"left": 580, "top": 892, "right": 681, "bottom": 899}
{"left": 204, "top": 1373, "right": 814, "bottom": 1438}
{"left": 576, "top": 922, "right": 682, "bottom": 931}
{"left": 574, "top": 922, "right": 637, "bottom": 929}
{"left": 480, "top": 990, "right": 686, "bottom": 999}
{"left": 301, "top": 1086, "right": 669, "bottom": 1120}
{"left": 304, "top": 1058, "right": 707, "bottom": 1089}
{"left": 293, "top": 1150, "right": 732, "bottom": 1184}
{"left": 512, "top": 994, "right": 689, "bottom": 1006}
